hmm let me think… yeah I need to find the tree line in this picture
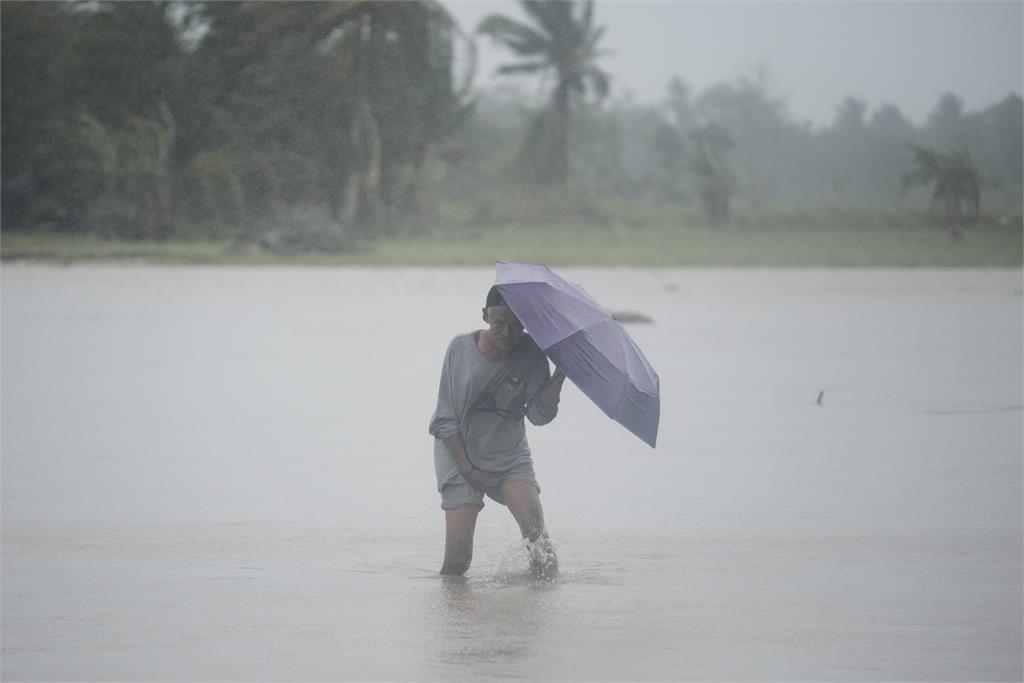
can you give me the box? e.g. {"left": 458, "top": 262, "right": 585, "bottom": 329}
{"left": 559, "top": 80, "right": 1022, "bottom": 225}
{"left": 2, "top": 0, "right": 473, "bottom": 247}
{"left": 2, "top": 0, "right": 1021, "bottom": 248}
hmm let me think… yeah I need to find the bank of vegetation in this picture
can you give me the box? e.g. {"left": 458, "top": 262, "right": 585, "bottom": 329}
{"left": 2, "top": 1, "right": 1021, "bottom": 267}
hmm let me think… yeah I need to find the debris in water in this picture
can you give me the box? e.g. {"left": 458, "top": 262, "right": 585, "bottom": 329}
{"left": 610, "top": 311, "right": 654, "bottom": 324}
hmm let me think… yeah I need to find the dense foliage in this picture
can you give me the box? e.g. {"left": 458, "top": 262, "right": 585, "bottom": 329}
{"left": 2, "top": 0, "right": 472, "bottom": 246}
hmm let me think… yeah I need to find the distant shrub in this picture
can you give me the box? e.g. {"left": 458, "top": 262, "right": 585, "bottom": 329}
{"left": 258, "top": 208, "right": 359, "bottom": 254}
{"left": 87, "top": 197, "right": 137, "bottom": 239}
{"left": 441, "top": 181, "right": 610, "bottom": 229}
{"left": 187, "top": 152, "right": 247, "bottom": 235}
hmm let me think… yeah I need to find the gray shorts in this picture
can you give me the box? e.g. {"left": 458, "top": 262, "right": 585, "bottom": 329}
{"left": 440, "top": 458, "right": 540, "bottom": 510}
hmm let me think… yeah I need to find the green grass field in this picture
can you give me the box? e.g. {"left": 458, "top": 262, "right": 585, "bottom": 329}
{"left": 2, "top": 221, "right": 1021, "bottom": 268}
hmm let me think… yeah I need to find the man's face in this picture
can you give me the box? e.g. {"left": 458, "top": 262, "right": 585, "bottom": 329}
{"left": 485, "top": 306, "right": 524, "bottom": 351}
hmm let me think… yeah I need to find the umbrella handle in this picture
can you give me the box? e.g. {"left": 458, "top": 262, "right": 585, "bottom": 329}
{"left": 540, "top": 367, "right": 568, "bottom": 408}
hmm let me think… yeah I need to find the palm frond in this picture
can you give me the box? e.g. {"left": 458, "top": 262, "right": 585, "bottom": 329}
{"left": 521, "top": 0, "right": 574, "bottom": 42}
{"left": 496, "top": 61, "right": 549, "bottom": 76}
{"left": 579, "top": 0, "right": 594, "bottom": 33}
{"left": 901, "top": 143, "right": 983, "bottom": 220}
{"left": 477, "top": 14, "right": 550, "bottom": 56}
{"left": 582, "top": 24, "right": 607, "bottom": 57}
{"left": 902, "top": 143, "right": 940, "bottom": 191}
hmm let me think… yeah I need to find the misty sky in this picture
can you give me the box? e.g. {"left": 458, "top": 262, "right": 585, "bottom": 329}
{"left": 444, "top": 0, "right": 1023, "bottom": 128}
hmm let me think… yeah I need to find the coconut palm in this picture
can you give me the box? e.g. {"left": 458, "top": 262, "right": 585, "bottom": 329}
{"left": 688, "top": 123, "right": 736, "bottom": 226}
{"left": 478, "top": 0, "right": 610, "bottom": 184}
{"left": 198, "top": 1, "right": 474, "bottom": 228}
{"left": 902, "top": 143, "right": 981, "bottom": 237}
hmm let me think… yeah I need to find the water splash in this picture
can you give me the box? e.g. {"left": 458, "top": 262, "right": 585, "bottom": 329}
{"left": 524, "top": 537, "right": 559, "bottom": 581}
{"left": 486, "top": 538, "right": 560, "bottom": 584}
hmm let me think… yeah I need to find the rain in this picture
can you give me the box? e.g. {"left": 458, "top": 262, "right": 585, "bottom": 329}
{"left": 2, "top": 1, "right": 1021, "bottom": 680}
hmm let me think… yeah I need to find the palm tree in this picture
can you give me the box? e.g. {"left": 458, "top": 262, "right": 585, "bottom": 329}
{"left": 199, "top": 1, "right": 474, "bottom": 228}
{"left": 902, "top": 143, "right": 981, "bottom": 237}
{"left": 478, "top": 0, "right": 610, "bottom": 185}
{"left": 688, "top": 124, "right": 735, "bottom": 226}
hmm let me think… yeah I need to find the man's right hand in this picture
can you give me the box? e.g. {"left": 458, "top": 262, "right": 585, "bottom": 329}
{"left": 463, "top": 467, "right": 500, "bottom": 492}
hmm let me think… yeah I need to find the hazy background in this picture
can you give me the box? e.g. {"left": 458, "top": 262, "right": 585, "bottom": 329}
{"left": 451, "top": 0, "right": 1023, "bottom": 128}
{"left": 1, "top": 0, "right": 1021, "bottom": 263}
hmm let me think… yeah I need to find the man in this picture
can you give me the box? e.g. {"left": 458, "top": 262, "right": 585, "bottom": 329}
{"left": 429, "top": 286, "right": 566, "bottom": 578}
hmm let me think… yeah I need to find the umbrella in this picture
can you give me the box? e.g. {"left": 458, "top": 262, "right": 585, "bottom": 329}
{"left": 495, "top": 260, "right": 660, "bottom": 448}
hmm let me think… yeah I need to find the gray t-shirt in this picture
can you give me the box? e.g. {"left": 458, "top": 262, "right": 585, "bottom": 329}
{"left": 429, "top": 331, "right": 557, "bottom": 489}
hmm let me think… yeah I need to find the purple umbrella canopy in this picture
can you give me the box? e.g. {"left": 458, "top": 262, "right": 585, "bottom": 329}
{"left": 495, "top": 261, "right": 660, "bottom": 448}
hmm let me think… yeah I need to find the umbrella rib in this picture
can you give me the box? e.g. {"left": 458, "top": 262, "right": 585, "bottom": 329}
{"left": 500, "top": 282, "right": 612, "bottom": 319}
{"left": 609, "top": 324, "right": 635, "bottom": 419}
{"left": 500, "top": 285, "right": 613, "bottom": 349}
{"left": 576, "top": 320, "right": 655, "bottom": 417}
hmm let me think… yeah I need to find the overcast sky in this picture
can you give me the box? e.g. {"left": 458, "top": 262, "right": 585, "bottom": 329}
{"left": 444, "top": 0, "right": 1023, "bottom": 128}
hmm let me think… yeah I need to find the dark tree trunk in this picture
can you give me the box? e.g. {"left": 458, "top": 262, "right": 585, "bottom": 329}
{"left": 548, "top": 83, "right": 571, "bottom": 185}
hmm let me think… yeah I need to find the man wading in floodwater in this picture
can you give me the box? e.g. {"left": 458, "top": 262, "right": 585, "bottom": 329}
{"left": 429, "top": 286, "right": 566, "bottom": 578}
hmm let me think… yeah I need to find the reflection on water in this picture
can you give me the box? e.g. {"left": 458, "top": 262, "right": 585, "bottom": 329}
{"left": 433, "top": 572, "right": 554, "bottom": 674}
{"left": 426, "top": 540, "right": 558, "bottom": 677}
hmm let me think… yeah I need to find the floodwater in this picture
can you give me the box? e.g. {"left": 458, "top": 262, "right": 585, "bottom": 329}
{"left": 2, "top": 265, "right": 1021, "bottom": 681}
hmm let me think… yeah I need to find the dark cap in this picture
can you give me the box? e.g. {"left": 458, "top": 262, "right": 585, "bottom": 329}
{"left": 485, "top": 285, "right": 506, "bottom": 309}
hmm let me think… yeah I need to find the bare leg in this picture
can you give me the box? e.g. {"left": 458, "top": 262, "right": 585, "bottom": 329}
{"left": 441, "top": 504, "right": 480, "bottom": 576}
{"left": 500, "top": 480, "right": 558, "bottom": 578}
